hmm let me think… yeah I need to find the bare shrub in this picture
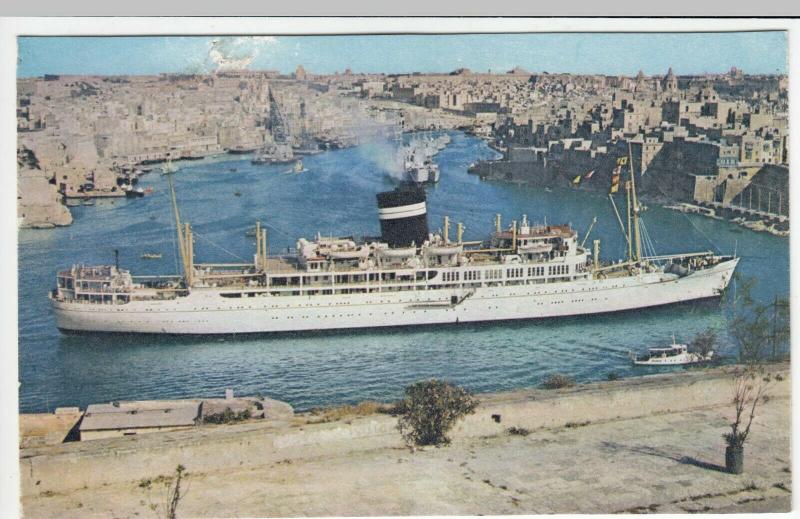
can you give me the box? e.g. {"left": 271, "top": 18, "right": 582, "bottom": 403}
{"left": 540, "top": 374, "right": 575, "bottom": 390}
{"left": 165, "top": 465, "right": 187, "bottom": 519}
{"left": 141, "top": 465, "right": 189, "bottom": 519}
{"left": 203, "top": 407, "right": 251, "bottom": 424}
{"left": 506, "top": 426, "right": 531, "bottom": 436}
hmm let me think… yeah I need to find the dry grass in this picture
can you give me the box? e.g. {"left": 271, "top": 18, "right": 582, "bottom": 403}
{"left": 305, "top": 401, "right": 392, "bottom": 424}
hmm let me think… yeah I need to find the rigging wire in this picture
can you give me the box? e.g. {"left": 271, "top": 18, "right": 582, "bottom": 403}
{"left": 639, "top": 219, "right": 658, "bottom": 259}
{"left": 650, "top": 179, "right": 722, "bottom": 254}
{"left": 192, "top": 231, "right": 250, "bottom": 263}
{"left": 608, "top": 194, "right": 632, "bottom": 251}
{"left": 262, "top": 222, "right": 295, "bottom": 240}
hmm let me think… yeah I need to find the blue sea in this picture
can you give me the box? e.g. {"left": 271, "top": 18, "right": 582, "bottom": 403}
{"left": 17, "top": 132, "right": 790, "bottom": 413}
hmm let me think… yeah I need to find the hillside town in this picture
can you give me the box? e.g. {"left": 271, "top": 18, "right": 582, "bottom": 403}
{"left": 17, "top": 66, "right": 788, "bottom": 234}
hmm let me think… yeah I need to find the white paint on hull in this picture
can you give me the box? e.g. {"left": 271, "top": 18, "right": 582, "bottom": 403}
{"left": 52, "top": 259, "right": 738, "bottom": 335}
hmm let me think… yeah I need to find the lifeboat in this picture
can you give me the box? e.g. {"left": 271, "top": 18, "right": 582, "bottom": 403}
{"left": 327, "top": 246, "right": 370, "bottom": 260}
{"left": 378, "top": 247, "right": 418, "bottom": 258}
{"left": 425, "top": 244, "right": 463, "bottom": 256}
{"left": 518, "top": 242, "right": 553, "bottom": 253}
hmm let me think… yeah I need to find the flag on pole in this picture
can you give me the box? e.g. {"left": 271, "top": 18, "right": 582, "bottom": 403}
{"left": 585, "top": 170, "right": 595, "bottom": 179}
{"left": 609, "top": 166, "right": 621, "bottom": 194}
{"left": 572, "top": 175, "right": 582, "bottom": 185}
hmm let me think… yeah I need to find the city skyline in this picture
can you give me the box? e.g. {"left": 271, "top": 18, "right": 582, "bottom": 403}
{"left": 17, "top": 32, "right": 787, "bottom": 78}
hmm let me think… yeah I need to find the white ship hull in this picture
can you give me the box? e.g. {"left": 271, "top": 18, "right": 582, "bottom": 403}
{"left": 52, "top": 258, "right": 737, "bottom": 335}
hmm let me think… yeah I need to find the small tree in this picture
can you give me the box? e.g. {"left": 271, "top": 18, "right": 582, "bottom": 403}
{"left": 397, "top": 379, "right": 478, "bottom": 447}
{"left": 690, "top": 328, "right": 717, "bottom": 358}
{"left": 728, "top": 275, "right": 790, "bottom": 363}
{"left": 724, "top": 367, "right": 771, "bottom": 449}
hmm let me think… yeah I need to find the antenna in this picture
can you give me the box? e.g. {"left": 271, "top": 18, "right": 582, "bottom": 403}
{"left": 114, "top": 249, "right": 119, "bottom": 270}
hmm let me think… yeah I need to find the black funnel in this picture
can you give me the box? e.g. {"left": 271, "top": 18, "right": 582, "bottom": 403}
{"left": 376, "top": 185, "right": 429, "bottom": 248}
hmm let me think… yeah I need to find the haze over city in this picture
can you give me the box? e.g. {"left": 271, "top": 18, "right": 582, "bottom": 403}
{"left": 18, "top": 32, "right": 787, "bottom": 77}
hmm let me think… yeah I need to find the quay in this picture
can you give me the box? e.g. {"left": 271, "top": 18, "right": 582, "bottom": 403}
{"left": 708, "top": 200, "right": 789, "bottom": 224}
{"left": 64, "top": 190, "right": 126, "bottom": 200}
{"left": 19, "top": 364, "right": 790, "bottom": 516}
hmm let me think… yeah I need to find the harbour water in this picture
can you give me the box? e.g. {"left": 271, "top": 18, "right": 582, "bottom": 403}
{"left": 18, "top": 132, "right": 789, "bottom": 413}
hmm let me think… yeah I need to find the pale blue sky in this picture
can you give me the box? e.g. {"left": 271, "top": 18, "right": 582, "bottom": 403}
{"left": 17, "top": 32, "right": 787, "bottom": 78}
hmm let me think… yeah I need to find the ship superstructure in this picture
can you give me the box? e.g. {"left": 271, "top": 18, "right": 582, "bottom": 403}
{"left": 50, "top": 147, "right": 738, "bottom": 335}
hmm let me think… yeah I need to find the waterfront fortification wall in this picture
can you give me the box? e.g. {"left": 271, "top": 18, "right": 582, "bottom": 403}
{"left": 19, "top": 365, "right": 790, "bottom": 498}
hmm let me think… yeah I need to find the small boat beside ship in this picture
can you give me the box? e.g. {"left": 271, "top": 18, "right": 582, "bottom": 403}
{"left": 140, "top": 252, "right": 162, "bottom": 260}
{"left": 629, "top": 335, "right": 714, "bottom": 366}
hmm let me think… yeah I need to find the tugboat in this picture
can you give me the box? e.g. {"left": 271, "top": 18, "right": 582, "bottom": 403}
{"left": 629, "top": 335, "right": 714, "bottom": 366}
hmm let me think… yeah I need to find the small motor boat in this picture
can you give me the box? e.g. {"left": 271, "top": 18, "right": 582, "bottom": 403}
{"left": 141, "top": 252, "right": 162, "bottom": 260}
{"left": 124, "top": 186, "right": 146, "bottom": 198}
{"left": 630, "top": 335, "right": 714, "bottom": 366}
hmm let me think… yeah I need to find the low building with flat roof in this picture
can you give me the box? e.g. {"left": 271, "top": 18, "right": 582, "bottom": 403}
{"left": 79, "top": 401, "right": 200, "bottom": 441}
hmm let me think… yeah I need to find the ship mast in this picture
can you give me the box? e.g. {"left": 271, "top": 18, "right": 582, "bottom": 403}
{"left": 628, "top": 141, "right": 643, "bottom": 264}
{"left": 166, "top": 166, "right": 191, "bottom": 284}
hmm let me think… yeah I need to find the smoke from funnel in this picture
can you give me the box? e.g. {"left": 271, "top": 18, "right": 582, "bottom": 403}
{"left": 207, "top": 36, "right": 278, "bottom": 72}
{"left": 338, "top": 100, "right": 406, "bottom": 180}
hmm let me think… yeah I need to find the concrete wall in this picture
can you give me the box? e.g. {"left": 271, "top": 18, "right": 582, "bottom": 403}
{"left": 80, "top": 425, "right": 195, "bottom": 442}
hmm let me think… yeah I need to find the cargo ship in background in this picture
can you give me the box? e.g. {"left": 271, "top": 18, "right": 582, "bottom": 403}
{"left": 50, "top": 147, "right": 738, "bottom": 335}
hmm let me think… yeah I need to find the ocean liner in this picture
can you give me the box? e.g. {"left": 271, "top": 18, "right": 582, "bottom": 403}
{"left": 50, "top": 149, "right": 738, "bottom": 335}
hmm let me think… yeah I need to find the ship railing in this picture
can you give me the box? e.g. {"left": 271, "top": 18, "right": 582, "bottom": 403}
{"left": 641, "top": 251, "right": 714, "bottom": 262}
{"left": 132, "top": 275, "right": 184, "bottom": 280}
{"left": 74, "top": 286, "right": 133, "bottom": 294}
